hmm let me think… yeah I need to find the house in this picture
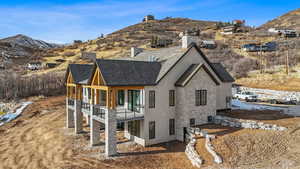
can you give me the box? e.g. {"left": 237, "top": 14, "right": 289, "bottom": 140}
{"left": 221, "top": 25, "right": 236, "bottom": 34}
{"left": 27, "top": 62, "right": 42, "bottom": 70}
{"left": 143, "top": 15, "right": 155, "bottom": 22}
{"left": 46, "top": 63, "right": 58, "bottom": 68}
{"left": 242, "top": 42, "right": 277, "bottom": 52}
{"left": 200, "top": 40, "right": 217, "bottom": 49}
{"left": 233, "top": 20, "right": 245, "bottom": 27}
{"left": 65, "top": 35, "right": 234, "bottom": 157}
{"left": 268, "top": 28, "right": 298, "bottom": 38}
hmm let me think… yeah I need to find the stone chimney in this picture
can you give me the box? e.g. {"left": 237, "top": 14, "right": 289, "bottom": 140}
{"left": 131, "top": 47, "right": 143, "bottom": 57}
{"left": 182, "top": 35, "right": 199, "bottom": 48}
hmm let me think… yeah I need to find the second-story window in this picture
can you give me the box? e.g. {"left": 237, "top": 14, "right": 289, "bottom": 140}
{"left": 169, "top": 90, "right": 175, "bottom": 106}
{"left": 195, "top": 90, "right": 207, "bottom": 106}
{"left": 149, "top": 90, "right": 155, "bottom": 108}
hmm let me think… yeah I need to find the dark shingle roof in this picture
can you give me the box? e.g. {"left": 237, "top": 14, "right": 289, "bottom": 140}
{"left": 68, "top": 64, "right": 93, "bottom": 84}
{"left": 211, "top": 63, "right": 235, "bottom": 82}
{"left": 96, "top": 59, "right": 161, "bottom": 86}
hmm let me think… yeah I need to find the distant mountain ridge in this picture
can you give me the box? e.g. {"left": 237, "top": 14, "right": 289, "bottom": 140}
{"left": 0, "top": 34, "right": 60, "bottom": 49}
{"left": 0, "top": 34, "right": 60, "bottom": 60}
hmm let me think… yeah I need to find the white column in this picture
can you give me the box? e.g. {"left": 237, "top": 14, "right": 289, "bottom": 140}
{"left": 105, "top": 109, "right": 117, "bottom": 157}
{"left": 86, "top": 114, "right": 90, "bottom": 125}
{"left": 74, "top": 100, "right": 83, "bottom": 134}
{"left": 124, "top": 89, "right": 128, "bottom": 109}
{"left": 124, "top": 121, "right": 131, "bottom": 140}
{"left": 66, "top": 98, "right": 74, "bottom": 128}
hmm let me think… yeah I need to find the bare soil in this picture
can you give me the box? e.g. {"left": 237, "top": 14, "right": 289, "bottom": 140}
{"left": 1, "top": 96, "right": 300, "bottom": 169}
{"left": 0, "top": 96, "right": 196, "bottom": 169}
{"left": 195, "top": 110, "right": 300, "bottom": 169}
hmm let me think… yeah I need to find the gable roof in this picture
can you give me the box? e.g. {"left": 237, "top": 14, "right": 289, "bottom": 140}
{"left": 175, "top": 64, "right": 220, "bottom": 87}
{"left": 67, "top": 64, "right": 93, "bottom": 84}
{"left": 211, "top": 63, "right": 235, "bottom": 82}
{"left": 95, "top": 59, "right": 161, "bottom": 86}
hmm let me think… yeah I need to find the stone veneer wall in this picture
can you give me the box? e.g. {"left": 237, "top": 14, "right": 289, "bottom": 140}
{"left": 185, "top": 129, "right": 203, "bottom": 168}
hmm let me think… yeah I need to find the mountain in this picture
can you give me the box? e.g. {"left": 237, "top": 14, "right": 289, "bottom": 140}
{"left": 260, "top": 8, "right": 300, "bottom": 31}
{"left": 0, "top": 34, "right": 59, "bottom": 59}
{"left": 0, "top": 34, "right": 59, "bottom": 49}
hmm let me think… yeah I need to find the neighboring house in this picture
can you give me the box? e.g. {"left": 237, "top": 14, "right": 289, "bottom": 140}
{"left": 221, "top": 25, "right": 236, "bottom": 34}
{"left": 200, "top": 40, "right": 217, "bottom": 49}
{"left": 27, "top": 62, "right": 42, "bottom": 70}
{"left": 268, "top": 28, "right": 298, "bottom": 38}
{"left": 242, "top": 42, "right": 277, "bottom": 52}
{"left": 143, "top": 15, "right": 155, "bottom": 22}
{"left": 65, "top": 35, "right": 234, "bottom": 157}
{"left": 46, "top": 63, "right": 58, "bottom": 68}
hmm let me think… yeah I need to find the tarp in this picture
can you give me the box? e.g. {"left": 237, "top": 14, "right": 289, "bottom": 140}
{"left": 0, "top": 101, "right": 32, "bottom": 126}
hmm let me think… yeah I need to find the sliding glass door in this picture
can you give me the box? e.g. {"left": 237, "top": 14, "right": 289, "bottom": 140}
{"left": 128, "top": 90, "right": 141, "bottom": 112}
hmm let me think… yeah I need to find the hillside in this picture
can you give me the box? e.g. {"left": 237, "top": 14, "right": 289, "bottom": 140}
{"left": 0, "top": 34, "right": 59, "bottom": 64}
{"left": 260, "top": 8, "right": 300, "bottom": 31}
{"left": 38, "top": 17, "right": 218, "bottom": 73}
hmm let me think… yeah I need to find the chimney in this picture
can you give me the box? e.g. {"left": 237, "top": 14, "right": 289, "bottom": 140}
{"left": 131, "top": 47, "right": 143, "bottom": 57}
{"left": 182, "top": 35, "right": 199, "bottom": 48}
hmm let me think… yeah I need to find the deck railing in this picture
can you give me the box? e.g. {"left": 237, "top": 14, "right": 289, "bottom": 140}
{"left": 68, "top": 99, "right": 75, "bottom": 106}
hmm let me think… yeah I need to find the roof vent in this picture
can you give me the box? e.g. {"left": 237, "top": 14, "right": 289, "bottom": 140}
{"left": 148, "top": 56, "right": 159, "bottom": 62}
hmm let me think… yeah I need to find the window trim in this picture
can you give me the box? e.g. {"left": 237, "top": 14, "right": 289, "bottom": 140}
{"left": 149, "top": 90, "right": 155, "bottom": 108}
{"left": 169, "top": 90, "right": 175, "bottom": 107}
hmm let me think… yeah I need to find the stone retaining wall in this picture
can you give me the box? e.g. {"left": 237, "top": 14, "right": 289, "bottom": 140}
{"left": 213, "top": 115, "right": 287, "bottom": 131}
{"left": 185, "top": 128, "right": 203, "bottom": 168}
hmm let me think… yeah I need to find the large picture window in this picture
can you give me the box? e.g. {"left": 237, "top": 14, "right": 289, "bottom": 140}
{"left": 149, "top": 90, "right": 155, "bottom": 108}
{"left": 195, "top": 90, "right": 207, "bottom": 106}
{"left": 169, "top": 90, "right": 175, "bottom": 107}
{"left": 149, "top": 121, "right": 155, "bottom": 139}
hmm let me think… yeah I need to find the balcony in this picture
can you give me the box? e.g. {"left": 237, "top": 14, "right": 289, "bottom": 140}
{"left": 67, "top": 98, "right": 75, "bottom": 110}
{"left": 92, "top": 104, "right": 144, "bottom": 123}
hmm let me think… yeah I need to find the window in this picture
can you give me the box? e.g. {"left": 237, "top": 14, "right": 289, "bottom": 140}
{"left": 100, "top": 90, "right": 107, "bottom": 106}
{"left": 207, "top": 116, "right": 213, "bottom": 122}
{"left": 117, "top": 90, "right": 125, "bottom": 106}
{"left": 128, "top": 120, "right": 140, "bottom": 137}
{"left": 195, "top": 90, "right": 207, "bottom": 106}
{"left": 149, "top": 90, "right": 155, "bottom": 108}
{"left": 169, "top": 90, "right": 175, "bottom": 106}
{"left": 149, "top": 121, "right": 155, "bottom": 139}
{"left": 190, "top": 118, "right": 195, "bottom": 127}
{"left": 169, "top": 119, "right": 175, "bottom": 135}
{"left": 88, "top": 88, "right": 91, "bottom": 100}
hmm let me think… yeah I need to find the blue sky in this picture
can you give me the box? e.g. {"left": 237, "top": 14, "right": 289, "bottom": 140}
{"left": 1, "top": 0, "right": 299, "bottom": 43}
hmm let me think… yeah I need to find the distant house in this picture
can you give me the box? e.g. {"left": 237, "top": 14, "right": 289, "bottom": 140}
{"left": 233, "top": 20, "right": 245, "bottom": 26}
{"left": 27, "top": 62, "right": 42, "bottom": 70}
{"left": 268, "top": 28, "right": 298, "bottom": 38}
{"left": 242, "top": 42, "right": 277, "bottom": 52}
{"left": 200, "top": 40, "right": 217, "bottom": 49}
{"left": 143, "top": 15, "right": 155, "bottom": 22}
{"left": 46, "top": 63, "right": 58, "bottom": 68}
{"left": 221, "top": 25, "right": 237, "bottom": 34}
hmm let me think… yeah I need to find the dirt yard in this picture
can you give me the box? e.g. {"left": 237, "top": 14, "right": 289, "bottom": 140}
{"left": 1, "top": 96, "right": 300, "bottom": 169}
{"left": 195, "top": 110, "right": 300, "bottom": 169}
{"left": 0, "top": 96, "right": 196, "bottom": 169}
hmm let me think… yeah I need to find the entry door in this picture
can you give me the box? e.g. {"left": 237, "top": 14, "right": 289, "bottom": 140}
{"left": 128, "top": 90, "right": 140, "bottom": 112}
